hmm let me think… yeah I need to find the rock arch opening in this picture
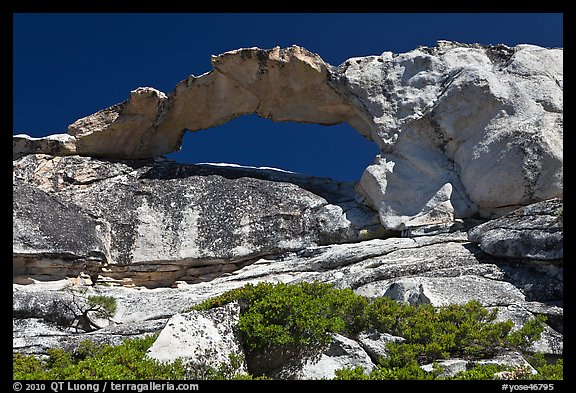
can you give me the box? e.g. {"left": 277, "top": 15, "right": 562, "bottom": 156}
{"left": 13, "top": 43, "right": 562, "bottom": 234}
{"left": 164, "top": 114, "right": 380, "bottom": 182}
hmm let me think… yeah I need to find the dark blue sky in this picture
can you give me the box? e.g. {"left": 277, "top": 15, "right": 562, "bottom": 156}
{"left": 13, "top": 13, "right": 563, "bottom": 181}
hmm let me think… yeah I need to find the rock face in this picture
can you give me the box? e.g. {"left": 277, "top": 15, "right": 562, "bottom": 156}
{"left": 13, "top": 224, "right": 563, "bottom": 353}
{"left": 14, "top": 42, "right": 562, "bottom": 231}
{"left": 12, "top": 41, "right": 563, "bottom": 380}
{"left": 146, "top": 302, "right": 246, "bottom": 374}
{"left": 13, "top": 212, "right": 563, "bottom": 378}
{"left": 468, "top": 199, "right": 563, "bottom": 260}
{"left": 68, "top": 87, "right": 169, "bottom": 159}
{"left": 13, "top": 181, "right": 109, "bottom": 283}
{"left": 420, "top": 351, "right": 537, "bottom": 378}
{"left": 13, "top": 134, "right": 76, "bottom": 160}
{"left": 383, "top": 275, "right": 526, "bottom": 307}
{"left": 357, "top": 330, "right": 405, "bottom": 363}
{"left": 272, "top": 334, "right": 375, "bottom": 380}
{"left": 350, "top": 42, "right": 563, "bottom": 229}
{"left": 13, "top": 154, "right": 382, "bottom": 287}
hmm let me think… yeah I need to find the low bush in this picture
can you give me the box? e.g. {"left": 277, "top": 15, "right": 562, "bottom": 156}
{"left": 192, "top": 282, "right": 368, "bottom": 350}
{"left": 13, "top": 335, "right": 184, "bottom": 380}
{"left": 15, "top": 281, "right": 559, "bottom": 380}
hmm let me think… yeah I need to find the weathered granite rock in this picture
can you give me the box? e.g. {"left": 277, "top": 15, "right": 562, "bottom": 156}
{"left": 357, "top": 330, "right": 405, "bottom": 363}
{"left": 420, "top": 351, "right": 537, "bottom": 377}
{"left": 13, "top": 181, "right": 110, "bottom": 283}
{"left": 146, "top": 302, "right": 246, "bottom": 374}
{"left": 13, "top": 317, "right": 164, "bottom": 355}
{"left": 420, "top": 359, "right": 468, "bottom": 377}
{"left": 468, "top": 199, "right": 563, "bottom": 260}
{"left": 13, "top": 318, "right": 72, "bottom": 354}
{"left": 55, "top": 232, "right": 557, "bottom": 323}
{"left": 14, "top": 42, "right": 562, "bottom": 230}
{"left": 474, "top": 351, "right": 537, "bottom": 375}
{"left": 13, "top": 134, "right": 77, "bottom": 160}
{"left": 492, "top": 305, "right": 563, "bottom": 355}
{"left": 521, "top": 302, "right": 563, "bottom": 334}
{"left": 68, "top": 87, "right": 169, "bottom": 159}
{"left": 13, "top": 181, "right": 108, "bottom": 260}
{"left": 382, "top": 275, "right": 526, "bottom": 307}
{"left": 11, "top": 42, "right": 563, "bottom": 377}
{"left": 13, "top": 154, "right": 383, "bottom": 287}
{"left": 350, "top": 42, "right": 563, "bottom": 229}
{"left": 13, "top": 221, "right": 562, "bottom": 360}
{"left": 13, "top": 288, "right": 79, "bottom": 327}
{"left": 67, "top": 47, "right": 360, "bottom": 160}
{"left": 271, "top": 333, "right": 375, "bottom": 380}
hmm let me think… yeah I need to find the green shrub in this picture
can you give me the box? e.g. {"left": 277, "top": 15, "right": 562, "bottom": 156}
{"left": 450, "top": 364, "right": 510, "bottom": 380}
{"left": 334, "top": 363, "right": 440, "bottom": 380}
{"left": 333, "top": 365, "right": 370, "bottom": 380}
{"left": 86, "top": 295, "right": 117, "bottom": 320}
{"left": 365, "top": 298, "right": 515, "bottom": 365}
{"left": 190, "top": 286, "right": 248, "bottom": 312}
{"left": 13, "top": 353, "right": 45, "bottom": 380}
{"left": 193, "top": 281, "right": 368, "bottom": 351}
{"left": 506, "top": 315, "right": 547, "bottom": 351}
{"left": 524, "top": 353, "right": 563, "bottom": 380}
{"left": 13, "top": 336, "right": 267, "bottom": 380}
{"left": 192, "top": 281, "right": 369, "bottom": 376}
{"left": 193, "top": 282, "right": 554, "bottom": 379}
{"left": 336, "top": 358, "right": 562, "bottom": 381}
{"left": 15, "top": 281, "right": 559, "bottom": 380}
{"left": 184, "top": 353, "right": 268, "bottom": 380}
{"left": 13, "top": 335, "right": 185, "bottom": 380}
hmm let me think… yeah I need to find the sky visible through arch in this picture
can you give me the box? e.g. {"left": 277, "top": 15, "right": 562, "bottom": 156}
{"left": 13, "top": 13, "right": 563, "bottom": 181}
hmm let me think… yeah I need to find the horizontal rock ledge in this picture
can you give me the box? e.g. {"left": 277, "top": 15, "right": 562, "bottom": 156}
{"left": 13, "top": 154, "right": 385, "bottom": 288}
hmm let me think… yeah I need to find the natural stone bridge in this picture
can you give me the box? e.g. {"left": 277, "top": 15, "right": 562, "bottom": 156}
{"left": 14, "top": 42, "right": 562, "bottom": 231}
